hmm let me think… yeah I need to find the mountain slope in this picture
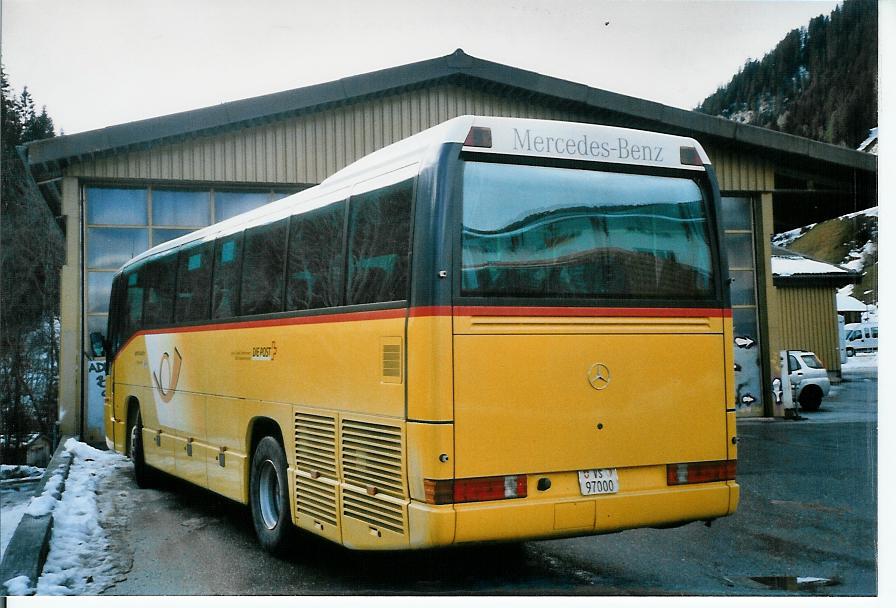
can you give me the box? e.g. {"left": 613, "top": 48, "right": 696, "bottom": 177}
{"left": 772, "top": 207, "right": 878, "bottom": 304}
{"left": 696, "top": 0, "right": 877, "bottom": 148}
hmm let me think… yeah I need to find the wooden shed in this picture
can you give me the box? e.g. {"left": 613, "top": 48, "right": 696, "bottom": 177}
{"left": 772, "top": 245, "right": 859, "bottom": 379}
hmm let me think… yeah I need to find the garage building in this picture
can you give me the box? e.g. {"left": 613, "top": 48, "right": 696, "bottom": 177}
{"left": 20, "top": 49, "right": 877, "bottom": 441}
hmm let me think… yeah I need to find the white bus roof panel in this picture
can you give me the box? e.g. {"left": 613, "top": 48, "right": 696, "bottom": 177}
{"left": 466, "top": 116, "right": 711, "bottom": 170}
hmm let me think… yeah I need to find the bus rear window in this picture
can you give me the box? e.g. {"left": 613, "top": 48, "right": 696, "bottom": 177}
{"left": 461, "top": 162, "right": 715, "bottom": 300}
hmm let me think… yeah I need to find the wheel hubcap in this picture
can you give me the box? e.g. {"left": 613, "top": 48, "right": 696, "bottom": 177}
{"left": 130, "top": 424, "right": 138, "bottom": 460}
{"left": 258, "top": 459, "right": 281, "bottom": 530}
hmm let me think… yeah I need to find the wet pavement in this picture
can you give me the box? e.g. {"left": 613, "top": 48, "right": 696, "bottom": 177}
{"left": 99, "top": 366, "right": 877, "bottom": 596}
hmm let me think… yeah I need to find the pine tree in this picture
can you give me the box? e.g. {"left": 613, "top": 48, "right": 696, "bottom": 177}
{"left": 0, "top": 63, "right": 63, "bottom": 461}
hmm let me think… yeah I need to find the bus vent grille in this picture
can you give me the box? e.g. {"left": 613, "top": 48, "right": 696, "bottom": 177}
{"left": 296, "top": 476, "right": 338, "bottom": 526}
{"left": 295, "top": 411, "right": 338, "bottom": 525}
{"left": 295, "top": 412, "right": 337, "bottom": 478}
{"left": 382, "top": 344, "right": 401, "bottom": 378}
{"left": 341, "top": 419, "right": 405, "bottom": 534}
{"left": 341, "top": 420, "right": 405, "bottom": 499}
{"left": 342, "top": 488, "right": 404, "bottom": 534}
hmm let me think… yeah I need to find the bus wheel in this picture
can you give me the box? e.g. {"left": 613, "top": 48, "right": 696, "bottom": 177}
{"left": 250, "top": 436, "right": 292, "bottom": 555}
{"left": 846, "top": 347, "right": 855, "bottom": 357}
{"left": 129, "top": 409, "right": 155, "bottom": 488}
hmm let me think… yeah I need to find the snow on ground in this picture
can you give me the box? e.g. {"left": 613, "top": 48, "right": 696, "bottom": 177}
{"left": 842, "top": 352, "right": 878, "bottom": 372}
{"left": 0, "top": 465, "right": 45, "bottom": 560}
{"left": 34, "top": 439, "right": 130, "bottom": 596}
{"left": 842, "top": 238, "right": 876, "bottom": 272}
{"left": 771, "top": 223, "right": 816, "bottom": 248}
{"left": 4, "top": 575, "right": 33, "bottom": 595}
{"left": 1, "top": 485, "right": 35, "bottom": 560}
{"left": 3, "top": 439, "right": 131, "bottom": 596}
{"left": 0, "top": 465, "right": 45, "bottom": 481}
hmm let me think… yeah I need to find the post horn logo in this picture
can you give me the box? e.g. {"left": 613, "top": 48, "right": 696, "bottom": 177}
{"left": 152, "top": 347, "right": 183, "bottom": 403}
{"left": 587, "top": 363, "right": 611, "bottom": 391}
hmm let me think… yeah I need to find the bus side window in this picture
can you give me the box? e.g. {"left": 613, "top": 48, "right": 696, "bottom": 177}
{"left": 122, "top": 268, "right": 144, "bottom": 341}
{"left": 142, "top": 253, "right": 178, "bottom": 327}
{"left": 286, "top": 201, "right": 346, "bottom": 311}
{"left": 212, "top": 233, "right": 244, "bottom": 320}
{"left": 346, "top": 179, "right": 413, "bottom": 305}
{"left": 240, "top": 219, "right": 288, "bottom": 316}
{"left": 176, "top": 241, "right": 214, "bottom": 323}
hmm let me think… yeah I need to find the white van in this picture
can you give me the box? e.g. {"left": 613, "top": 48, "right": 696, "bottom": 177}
{"left": 844, "top": 322, "right": 878, "bottom": 356}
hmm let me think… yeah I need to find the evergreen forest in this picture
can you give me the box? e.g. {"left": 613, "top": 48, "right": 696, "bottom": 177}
{"left": 695, "top": 0, "right": 877, "bottom": 149}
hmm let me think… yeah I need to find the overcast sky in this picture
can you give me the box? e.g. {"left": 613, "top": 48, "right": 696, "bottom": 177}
{"left": 1, "top": 0, "right": 846, "bottom": 136}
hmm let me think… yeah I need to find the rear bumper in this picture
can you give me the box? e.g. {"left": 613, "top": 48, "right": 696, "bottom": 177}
{"left": 407, "top": 480, "right": 739, "bottom": 548}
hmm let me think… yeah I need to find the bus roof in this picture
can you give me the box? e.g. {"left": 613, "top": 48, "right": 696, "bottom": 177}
{"left": 122, "top": 116, "right": 711, "bottom": 270}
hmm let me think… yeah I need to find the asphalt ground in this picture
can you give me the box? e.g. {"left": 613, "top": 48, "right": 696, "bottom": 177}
{"left": 99, "top": 366, "right": 878, "bottom": 596}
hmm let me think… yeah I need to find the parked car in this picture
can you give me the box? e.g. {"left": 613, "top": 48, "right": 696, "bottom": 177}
{"left": 844, "top": 322, "right": 878, "bottom": 357}
{"left": 787, "top": 350, "right": 831, "bottom": 412}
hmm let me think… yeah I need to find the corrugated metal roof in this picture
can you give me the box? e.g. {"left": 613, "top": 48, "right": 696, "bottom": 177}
{"left": 22, "top": 48, "right": 877, "bottom": 178}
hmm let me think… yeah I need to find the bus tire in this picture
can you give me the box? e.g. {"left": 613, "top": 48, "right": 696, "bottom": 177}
{"left": 129, "top": 408, "right": 156, "bottom": 488}
{"left": 250, "top": 436, "right": 292, "bottom": 556}
{"left": 846, "top": 347, "right": 855, "bottom": 357}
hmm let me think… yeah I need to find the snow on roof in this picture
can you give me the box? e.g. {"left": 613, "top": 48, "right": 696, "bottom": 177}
{"left": 858, "top": 127, "right": 878, "bottom": 154}
{"left": 837, "top": 293, "right": 868, "bottom": 312}
{"left": 771, "top": 246, "right": 848, "bottom": 277}
{"left": 772, "top": 256, "right": 847, "bottom": 276}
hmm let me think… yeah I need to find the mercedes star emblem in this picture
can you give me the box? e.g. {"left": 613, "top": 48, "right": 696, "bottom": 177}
{"left": 587, "top": 363, "right": 611, "bottom": 391}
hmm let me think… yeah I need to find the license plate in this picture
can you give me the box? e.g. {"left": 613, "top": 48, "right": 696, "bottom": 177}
{"left": 577, "top": 468, "right": 619, "bottom": 496}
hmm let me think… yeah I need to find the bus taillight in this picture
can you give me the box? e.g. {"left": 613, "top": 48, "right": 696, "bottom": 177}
{"left": 463, "top": 126, "right": 492, "bottom": 148}
{"left": 666, "top": 460, "right": 737, "bottom": 486}
{"left": 424, "top": 475, "right": 528, "bottom": 505}
{"left": 679, "top": 146, "right": 703, "bottom": 166}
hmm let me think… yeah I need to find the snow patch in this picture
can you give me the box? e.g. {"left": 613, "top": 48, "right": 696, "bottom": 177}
{"left": 840, "top": 229, "right": 877, "bottom": 276}
{"left": 25, "top": 493, "right": 58, "bottom": 517}
{"left": 2, "top": 439, "right": 131, "bottom": 596}
{"left": 34, "top": 440, "right": 130, "bottom": 596}
{"left": 858, "top": 127, "right": 878, "bottom": 154}
{"left": 842, "top": 352, "right": 877, "bottom": 372}
{"left": 3, "top": 575, "right": 33, "bottom": 595}
{"left": 771, "top": 223, "right": 816, "bottom": 248}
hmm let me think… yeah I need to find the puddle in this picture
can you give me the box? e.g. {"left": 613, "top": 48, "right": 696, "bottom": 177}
{"left": 180, "top": 517, "right": 209, "bottom": 531}
{"left": 769, "top": 499, "right": 850, "bottom": 514}
{"left": 730, "top": 576, "right": 841, "bottom": 591}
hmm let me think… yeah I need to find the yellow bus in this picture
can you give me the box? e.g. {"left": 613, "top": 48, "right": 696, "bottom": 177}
{"left": 101, "top": 116, "right": 739, "bottom": 553}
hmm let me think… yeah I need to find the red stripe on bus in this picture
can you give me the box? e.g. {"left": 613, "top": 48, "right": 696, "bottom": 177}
{"left": 452, "top": 306, "right": 732, "bottom": 318}
{"left": 409, "top": 306, "right": 453, "bottom": 317}
{"left": 114, "top": 308, "right": 408, "bottom": 357}
{"left": 111, "top": 305, "right": 731, "bottom": 363}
